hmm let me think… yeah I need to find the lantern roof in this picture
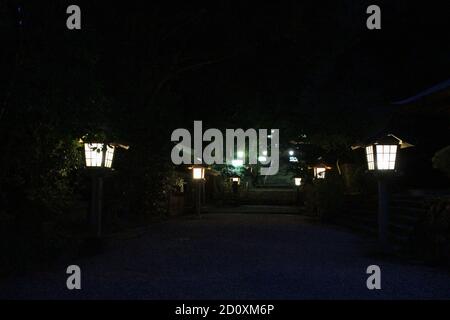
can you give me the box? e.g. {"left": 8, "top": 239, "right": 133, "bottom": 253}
{"left": 307, "top": 157, "right": 332, "bottom": 170}
{"left": 186, "top": 165, "right": 221, "bottom": 176}
{"left": 308, "top": 164, "right": 332, "bottom": 170}
{"left": 351, "top": 133, "right": 414, "bottom": 151}
{"left": 79, "top": 137, "right": 130, "bottom": 150}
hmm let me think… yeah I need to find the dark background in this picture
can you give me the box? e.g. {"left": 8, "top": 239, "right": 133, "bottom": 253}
{"left": 0, "top": 0, "right": 449, "bottom": 228}
{"left": 2, "top": 1, "right": 449, "bottom": 131}
{"left": 0, "top": 0, "right": 449, "bottom": 276}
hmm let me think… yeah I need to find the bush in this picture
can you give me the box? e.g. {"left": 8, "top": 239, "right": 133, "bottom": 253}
{"left": 411, "top": 198, "right": 450, "bottom": 265}
{"left": 303, "top": 183, "right": 318, "bottom": 216}
{"left": 433, "top": 146, "right": 450, "bottom": 179}
{"left": 304, "top": 170, "right": 345, "bottom": 221}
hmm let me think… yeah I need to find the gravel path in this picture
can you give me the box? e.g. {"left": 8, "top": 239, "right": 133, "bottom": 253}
{"left": 1, "top": 212, "right": 450, "bottom": 299}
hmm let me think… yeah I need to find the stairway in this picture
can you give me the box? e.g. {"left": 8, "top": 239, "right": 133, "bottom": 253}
{"left": 389, "top": 195, "right": 427, "bottom": 245}
{"left": 336, "top": 194, "right": 427, "bottom": 247}
{"left": 240, "top": 187, "right": 296, "bottom": 206}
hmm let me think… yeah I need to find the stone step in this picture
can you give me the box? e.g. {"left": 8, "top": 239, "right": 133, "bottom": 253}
{"left": 240, "top": 199, "right": 296, "bottom": 205}
{"left": 390, "top": 198, "right": 425, "bottom": 207}
{"left": 204, "top": 205, "right": 300, "bottom": 215}
{"left": 389, "top": 222, "right": 415, "bottom": 236}
{"left": 390, "top": 213, "right": 420, "bottom": 224}
{"left": 390, "top": 206, "right": 427, "bottom": 217}
{"left": 241, "top": 189, "right": 296, "bottom": 205}
{"left": 337, "top": 194, "right": 430, "bottom": 248}
{"left": 390, "top": 233, "right": 410, "bottom": 245}
{"left": 340, "top": 208, "right": 376, "bottom": 218}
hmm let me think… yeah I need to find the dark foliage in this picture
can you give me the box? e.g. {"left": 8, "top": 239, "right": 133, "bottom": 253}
{"left": 0, "top": 1, "right": 449, "bottom": 272}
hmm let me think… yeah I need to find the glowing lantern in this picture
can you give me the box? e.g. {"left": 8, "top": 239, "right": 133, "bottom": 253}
{"left": 365, "top": 142, "right": 398, "bottom": 171}
{"left": 352, "top": 134, "right": 413, "bottom": 172}
{"left": 192, "top": 167, "right": 205, "bottom": 180}
{"left": 352, "top": 133, "right": 413, "bottom": 247}
{"left": 84, "top": 143, "right": 115, "bottom": 168}
{"left": 231, "top": 177, "right": 241, "bottom": 185}
{"left": 314, "top": 166, "right": 327, "bottom": 179}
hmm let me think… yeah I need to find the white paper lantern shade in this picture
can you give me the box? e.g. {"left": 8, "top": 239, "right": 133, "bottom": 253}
{"left": 366, "top": 145, "right": 375, "bottom": 170}
{"left": 314, "top": 167, "right": 326, "bottom": 179}
{"left": 365, "top": 144, "right": 398, "bottom": 171}
{"left": 84, "top": 143, "right": 115, "bottom": 168}
{"left": 192, "top": 167, "right": 205, "bottom": 180}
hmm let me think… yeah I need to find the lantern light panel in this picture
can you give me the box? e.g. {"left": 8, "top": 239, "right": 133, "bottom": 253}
{"left": 365, "top": 144, "right": 398, "bottom": 171}
{"left": 294, "top": 177, "right": 302, "bottom": 186}
{"left": 84, "top": 143, "right": 115, "bottom": 168}
{"left": 366, "top": 146, "right": 375, "bottom": 170}
{"left": 192, "top": 167, "right": 205, "bottom": 180}
{"left": 314, "top": 167, "right": 326, "bottom": 179}
{"left": 231, "top": 177, "right": 241, "bottom": 185}
{"left": 258, "top": 156, "right": 267, "bottom": 162}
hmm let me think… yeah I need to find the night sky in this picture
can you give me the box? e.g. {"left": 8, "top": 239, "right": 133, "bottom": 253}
{"left": 2, "top": 1, "right": 449, "bottom": 139}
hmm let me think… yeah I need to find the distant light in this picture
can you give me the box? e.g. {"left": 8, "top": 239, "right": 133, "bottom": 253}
{"left": 231, "top": 177, "right": 241, "bottom": 184}
{"left": 288, "top": 150, "right": 294, "bottom": 156}
{"left": 192, "top": 167, "right": 205, "bottom": 180}
{"left": 314, "top": 167, "right": 326, "bottom": 179}
{"left": 289, "top": 156, "right": 298, "bottom": 163}
{"left": 262, "top": 150, "right": 268, "bottom": 156}
{"left": 294, "top": 177, "right": 302, "bottom": 186}
{"left": 258, "top": 156, "right": 267, "bottom": 162}
{"left": 237, "top": 151, "right": 244, "bottom": 159}
{"left": 268, "top": 135, "right": 272, "bottom": 139}
{"left": 231, "top": 159, "right": 244, "bottom": 167}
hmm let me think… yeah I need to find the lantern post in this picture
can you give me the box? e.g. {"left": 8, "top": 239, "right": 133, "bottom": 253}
{"left": 294, "top": 177, "right": 302, "bottom": 205}
{"left": 355, "top": 134, "right": 413, "bottom": 247}
{"left": 192, "top": 166, "right": 205, "bottom": 217}
{"left": 84, "top": 142, "right": 116, "bottom": 237}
